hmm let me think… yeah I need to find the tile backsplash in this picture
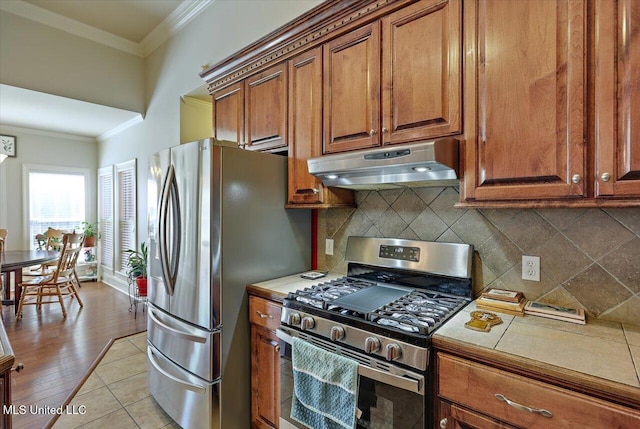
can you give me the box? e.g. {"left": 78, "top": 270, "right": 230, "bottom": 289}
{"left": 316, "top": 188, "right": 640, "bottom": 325}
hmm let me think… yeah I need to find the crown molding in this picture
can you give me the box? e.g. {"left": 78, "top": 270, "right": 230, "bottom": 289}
{"left": 98, "top": 114, "right": 144, "bottom": 142}
{"left": 0, "top": 0, "right": 214, "bottom": 58}
{"left": 0, "top": 124, "right": 96, "bottom": 143}
{"left": 181, "top": 96, "right": 212, "bottom": 110}
{"left": 141, "top": 0, "right": 215, "bottom": 56}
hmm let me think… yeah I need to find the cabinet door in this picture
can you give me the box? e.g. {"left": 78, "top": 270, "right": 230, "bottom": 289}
{"left": 251, "top": 325, "right": 280, "bottom": 429}
{"left": 245, "top": 63, "right": 288, "bottom": 152}
{"left": 324, "top": 23, "right": 381, "bottom": 154}
{"left": 382, "top": 0, "right": 461, "bottom": 145}
{"left": 288, "top": 48, "right": 325, "bottom": 204}
{"left": 462, "top": 0, "right": 586, "bottom": 201}
{"left": 213, "top": 82, "right": 244, "bottom": 146}
{"left": 594, "top": 0, "right": 640, "bottom": 197}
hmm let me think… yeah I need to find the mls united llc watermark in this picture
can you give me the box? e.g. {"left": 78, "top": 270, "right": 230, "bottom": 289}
{"left": 3, "top": 404, "right": 87, "bottom": 415}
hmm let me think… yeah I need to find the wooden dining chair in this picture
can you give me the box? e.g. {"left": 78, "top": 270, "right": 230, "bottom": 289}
{"left": 23, "top": 228, "right": 65, "bottom": 278}
{"left": 16, "top": 233, "right": 85, "bottom": 320}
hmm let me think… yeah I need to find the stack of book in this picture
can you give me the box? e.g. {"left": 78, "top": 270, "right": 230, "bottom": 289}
{"left": 524, "top": 301, "right": 586, "bottom": 324}
{"left": 476, "top": 288, "right": 526, "bottom": 316}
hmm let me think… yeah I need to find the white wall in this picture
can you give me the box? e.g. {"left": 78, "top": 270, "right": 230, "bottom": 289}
{"left": 0, "top": 126, "right": 98, "bottom": 250}
{"left": 0, "top": 11, "right": 145, "bottom": 113}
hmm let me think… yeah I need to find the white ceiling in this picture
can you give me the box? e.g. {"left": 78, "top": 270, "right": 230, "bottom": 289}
{"left": 0, "top": 0, "right": 212, "bottom": 140}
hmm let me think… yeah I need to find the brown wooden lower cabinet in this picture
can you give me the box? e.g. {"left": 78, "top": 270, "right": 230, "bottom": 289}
{"left": 436, "top": 352, "right": 640, "bottom": 429}
{"left": 249, "top": 295, "right": 282, "bottom": 429}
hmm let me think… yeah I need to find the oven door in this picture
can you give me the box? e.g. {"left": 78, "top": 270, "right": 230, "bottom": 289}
{"left": 277, "top": 327, "right": 426, "bottom": 429}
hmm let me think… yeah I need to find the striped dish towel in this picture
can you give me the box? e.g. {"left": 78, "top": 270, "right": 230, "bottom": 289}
{"left": 291, "top": 337, "right": 359, "bottom": 429}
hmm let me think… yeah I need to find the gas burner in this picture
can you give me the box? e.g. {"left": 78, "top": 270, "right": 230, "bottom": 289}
{"left": 369, "top": 290, "right": 469, "bottom": 334}
{"left": 292, "top": 277, "right": 372, "bottom": 309}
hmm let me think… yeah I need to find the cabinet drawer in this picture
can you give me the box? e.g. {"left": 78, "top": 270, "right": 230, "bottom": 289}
{"left": 249, "top": 296, "right": 281, "bottom": 330}
{"left": 437, "top": 353, "right": 640, "bottom": 429}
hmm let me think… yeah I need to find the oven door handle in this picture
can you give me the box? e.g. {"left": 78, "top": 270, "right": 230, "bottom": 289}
{"left": 276, "top": 328, "right": 424, "bottom": 395}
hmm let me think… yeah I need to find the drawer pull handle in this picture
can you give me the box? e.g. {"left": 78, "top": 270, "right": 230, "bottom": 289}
{"left": 495, "top": 394, "right": 552, "bottom": 418}
{"left": 256, "top": 311, "right": 273, "bottom": 319}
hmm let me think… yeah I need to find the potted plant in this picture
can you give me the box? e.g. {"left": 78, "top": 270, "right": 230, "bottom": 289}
{"left": 80, "top": 221, "right": 99, "bottom": 247}
{"left": 125, "top": 242, "right": 148, "bottom": 297}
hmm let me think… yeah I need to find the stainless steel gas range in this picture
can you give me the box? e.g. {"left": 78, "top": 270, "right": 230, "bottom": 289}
{"left": 277, "top": 236, "right": 474, "bottom": 429}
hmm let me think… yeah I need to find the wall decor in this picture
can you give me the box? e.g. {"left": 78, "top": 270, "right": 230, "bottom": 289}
{"left": 0, "top": 135, "right": 16, "bottom": 157}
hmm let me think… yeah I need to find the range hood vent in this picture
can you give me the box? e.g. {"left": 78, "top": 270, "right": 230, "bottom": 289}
{"left": 307, "top": 138, "right": 460, "bottom": 190}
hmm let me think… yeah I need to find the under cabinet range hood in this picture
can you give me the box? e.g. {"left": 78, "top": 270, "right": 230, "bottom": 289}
{"left": 307, "top": 138, "right": 460, "bottom": 190}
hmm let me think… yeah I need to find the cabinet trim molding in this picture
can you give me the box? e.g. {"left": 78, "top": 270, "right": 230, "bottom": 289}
{"left": 200, "top": 0, "right": 419, "bottom": 93}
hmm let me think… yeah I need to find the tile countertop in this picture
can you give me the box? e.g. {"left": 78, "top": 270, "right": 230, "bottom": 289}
{"left": 247, "top": 272, "right": 344, "bottom": 303}
{"left": 433, "top": 301, "right": 640, "bottom": 406}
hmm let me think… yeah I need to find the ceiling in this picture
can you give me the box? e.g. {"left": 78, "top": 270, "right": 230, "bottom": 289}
{"left": 0, "top": 0, "right": 212, "bottom": 140}
{"left": 22, "top": 0, "right": 184, "bottom": 44}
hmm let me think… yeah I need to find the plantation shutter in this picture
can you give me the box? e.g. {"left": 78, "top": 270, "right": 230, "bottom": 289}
{"left": 116, "top": 160, "right": 137, "bottom": 273}
{"left": 98, "top": 166, "right": 114, "bottom": 270}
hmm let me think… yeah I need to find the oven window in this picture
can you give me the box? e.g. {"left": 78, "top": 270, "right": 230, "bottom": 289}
{"left": 280, "top": 343, "right": 425, "bottom": 429}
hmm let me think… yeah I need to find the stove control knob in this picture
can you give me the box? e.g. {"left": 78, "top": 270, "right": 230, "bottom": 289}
{"left": 330, "top": 326, "right": 345, "bottom": 342}
{"left": 364, "top": 337, "right": 381, "bottom": 354}
{"left": 288, "top": 312, "right": 301, "bottom": 326}
{"left": 301, "top": 316, "right": 315, "bottom": 331}
{"left": 385, "top": 343, "right": 402, "bottom": 361}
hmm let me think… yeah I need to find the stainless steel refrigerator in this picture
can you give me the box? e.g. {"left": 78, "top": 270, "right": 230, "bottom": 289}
{"left": 146, "top": 139, "right": 310, "bottom": 429}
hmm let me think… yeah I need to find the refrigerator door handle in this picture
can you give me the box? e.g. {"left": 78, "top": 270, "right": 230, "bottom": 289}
{"left": 148, "top": 347, "right": 206, "bottom": 393}
{"left": 148, "top": 307, "right": 208, "bottom": 343}
{"left": 159, "top": 165, "right": 179, "bottom": 295}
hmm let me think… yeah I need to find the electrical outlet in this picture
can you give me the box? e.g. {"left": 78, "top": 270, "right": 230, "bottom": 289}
{"left": 325, "top": 239, "right": 334, "bottom": 256}
{"left": 522, "top": 255, "right": 540, "bottom": 281}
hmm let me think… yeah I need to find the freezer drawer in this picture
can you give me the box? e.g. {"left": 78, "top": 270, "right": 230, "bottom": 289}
{"left": 148, "top": 305, "right": 220, "bottom": 381}
{"left": 148, "top": 342, "right": 220, "bottom": 429}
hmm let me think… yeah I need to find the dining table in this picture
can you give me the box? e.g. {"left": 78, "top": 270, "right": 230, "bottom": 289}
{"left": 1, "top": 250, "right": 59, "bottom": 314}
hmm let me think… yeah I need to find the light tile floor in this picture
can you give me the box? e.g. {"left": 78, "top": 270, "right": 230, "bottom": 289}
{"left": 54, "top": 332, "right": 181, "bottom": 429}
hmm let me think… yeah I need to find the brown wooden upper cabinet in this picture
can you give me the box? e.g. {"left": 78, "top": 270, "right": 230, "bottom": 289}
{"left": 461, "top": 0, "right": 587, "bottom": 202}
{"left": 323, "top": 0, "right": 462, "bottom": 154}
{"left": 213, "top": 82, "right": 244, "bottom": 146}
{"left": 287, "top": 47, "right": 354, "bottom": 207}
{"left": 461, "top": 0, "right": 639, "bottom": 205}
{"left": 246, "top": 63, "right": 288, "bottom": 152}
{"left": 382, "top": 0, "right": 462, "bottom": 145}
{"left": 594, "top": 0, "right": 640, "bottom": 198}
{"left": 213, "top": 63, "right": 288, "bottom": 152}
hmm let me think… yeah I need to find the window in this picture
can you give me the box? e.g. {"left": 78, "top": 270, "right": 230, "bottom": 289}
{"left": 115, "top": 160, "right": 136, "bottom": 274}
{"left": 23, "top": 165, "right": 89, "bottom": 249}
{"left": 98, "top": 166, "right": 114, "bottom": 270}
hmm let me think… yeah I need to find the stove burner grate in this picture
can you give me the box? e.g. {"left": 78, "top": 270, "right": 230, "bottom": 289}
{"left": 370, "top": 290, "right": 469, "bottom": 334}
{"left": 293, "top": 277, "right": 372, "bottom": 309}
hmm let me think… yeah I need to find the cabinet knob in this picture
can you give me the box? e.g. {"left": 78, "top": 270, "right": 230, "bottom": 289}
{"left": 370, "top": 129, "right": 376, "bottom": 136}
{"left": 601, "top": 172, "right": 611, "bottom": 182}
{"left": 382, "top": 127, "right": 388, "bottom": 133}
{"left": 12, "top": 363, "right": 24, "bottom": 373}
{"left": 439, "top": 418, "right": 448, "bottom": 428}
{"left": 571, "top": 174, "right": 581, "bottom": 184}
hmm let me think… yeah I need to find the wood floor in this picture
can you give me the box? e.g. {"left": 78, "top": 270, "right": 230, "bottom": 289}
{"left": 2, "top": 282, "right": 147, "bottom": 429}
